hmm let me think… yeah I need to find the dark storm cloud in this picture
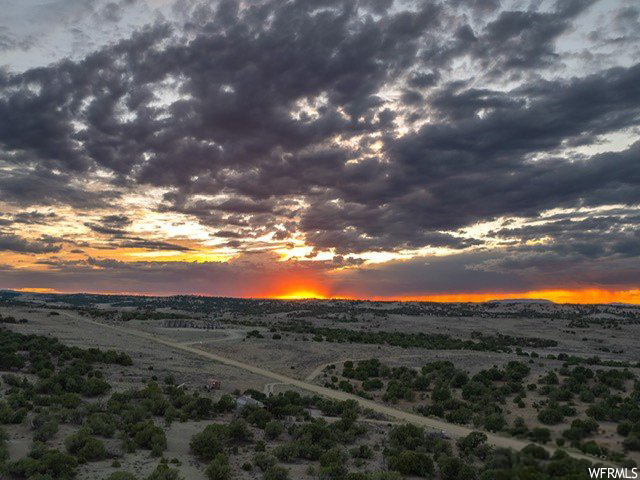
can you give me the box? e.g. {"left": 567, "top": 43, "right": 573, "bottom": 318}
{"left": 469, "top": 247, "right": 640, "bottom": 291}
{"left": 213, "top": 230, "right": 243, "bottom": 239}
{"left": 333, "top": 252, "right": 527, "bottom": 296}
{"left": 34, "top": 257, "right": 85, "bottom": 268}
{"left": 488, "top": 214, "right": 640, "bottom": 262}
{"left": 1, "top": 245, "right": 637, "bottom": 296}
{"left": 0, "top": 252, "right": 328, "bottom": 295}
{"left": 84, "top": 215, "right": 192, "bottom": 251}
{"left": 0, "top": 211, "right": 57, "bottom": 226}
{"left": 303, "top": 210, "right": 484, "bottom": 254}
{"left": 84, "top": 216, "right": 131, "bottom": 237}
{"left": 0, "top": 168, "right": 117, "bottom": 208}
{"left": 0, "top": 233, "right": 61, "bottom": 254}
{"left": 492, "top": 214, "right": 640, "bottom": 242}
{"left": 332, "top": 247, "right": 640, "bottom": 297}
{"left": 299, "top": 142, "right": 640, "bottom": 253}
{"left": 588, "top": 5, "right": 640, "bottom": 48}
{"left": 11, "top": 211, "right": 57, "bottom": 224}
{"left": 1, "top": 1, "right": 438, "bottom": 183}
{"left": 115, "top": 239, "right": 192, "bottom": 251}
{"left": 467, "top": 0, "right": 597, "bottom": 75}
{"left": 12, "top": 244, "right": 604, "bottom": 297}
{"left": 298, "top": 62, "right": 640, "bottom": 252}
{"left": 100, "top": 214, "right": 132, "bottom": 228}
{"left": 84, "top": 222, "right": 128, "bottom": 236}
{"left": 0, "top": 0, "right": 638, "bottom": 285}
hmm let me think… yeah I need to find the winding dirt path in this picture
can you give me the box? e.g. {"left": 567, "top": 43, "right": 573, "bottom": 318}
{"left": 175, "top": 329, "right": 245, "bottom": 346}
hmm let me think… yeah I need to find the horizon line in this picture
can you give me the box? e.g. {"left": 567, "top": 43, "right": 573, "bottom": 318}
{"left": 5, "top": 287, "right": 640, "bottom": 306}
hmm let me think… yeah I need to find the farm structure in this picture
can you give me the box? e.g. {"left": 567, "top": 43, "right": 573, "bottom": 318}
{"left": 204, "top": 378, "right": 221, "bottom": 390}
{"left": 236, "top": 395, "right": 264, "bottom": 409}
{"left": 162, "top": 318, "right": 223, "bottom": 329}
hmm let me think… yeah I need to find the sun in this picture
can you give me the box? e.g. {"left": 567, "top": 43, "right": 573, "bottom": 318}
{"left": 275, "top": 290, "right": 327, "bottom": 300}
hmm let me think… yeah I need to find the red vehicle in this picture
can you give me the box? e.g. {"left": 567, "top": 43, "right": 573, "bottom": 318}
{"left": 205, "top": 378, "right": 221, "bottom": 390}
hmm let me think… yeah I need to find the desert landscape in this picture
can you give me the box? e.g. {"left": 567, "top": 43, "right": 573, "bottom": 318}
{"left": 1, "top": 291, "right": 639, "bottom": 479}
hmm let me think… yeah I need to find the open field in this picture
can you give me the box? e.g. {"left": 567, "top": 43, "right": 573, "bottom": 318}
{"left": 1, "top": 292, "right": 639, "bottom": 479}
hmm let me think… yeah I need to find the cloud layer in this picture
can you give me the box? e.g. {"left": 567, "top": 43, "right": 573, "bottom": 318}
{"left": 0, "top": 0, "right": 639, "bottom": 298}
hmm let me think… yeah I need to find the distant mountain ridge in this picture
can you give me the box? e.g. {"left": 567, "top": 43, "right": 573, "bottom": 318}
{"left": 485, "top": 298, "right": 555, "bottom": 304}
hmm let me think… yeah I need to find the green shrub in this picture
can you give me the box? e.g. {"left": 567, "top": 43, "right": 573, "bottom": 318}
{"left": 190, "top": 424, "right": 229, "bottom": 461}
{"left": 483, "top": 413, "right": 506, "bottom": 432}
{"left": 87, "top": 412, "right": 118, "bottom": 438}
{"left": 254, "top": 452, "right": 277, "bottom": 471}
{"left": 437, "top": 455, "right": 476, "bottom": 480}
{"left": 529, "top": 427, "right": 551, "bottom": 444}
{"left": 388, "top": 424, "right": 428, "bottom": 451}
{"left": 0, "top": 401, "right": 29, "bottom": 424}
{"left": 32, "top": 414, "right": 59, "bottom": 442}
{"left": 618, "top": 422, "right": 633, "bottom": 437}
{"left": 215, "top": 396, "right": 235, "bottom": 413}
{"left": 65, "top": 428, "right": 108, "bottom": 462}
{"left": 265, "top": 420, "right": 284, "bottom": 439}
{"left": 83, "top": 377, "right": 111, "bottom": 397}
{"left": 318, "top": 447, "right": 348, "bottom": 479}
{"left": 388, "top": 450, "right": 434, "bottom": 477}
{"left": 264, "top": 465, "right": 290, "bottom": 480}
{"left": 106, "top": 473, "right": 138, "bottom": 480}
{"left": 457, "top": 431, "right": 488, "bottom": 456}
{"left": 537, "top": 407, "right": 564, "bottom": 425}
{"left": 126, "top": 421, "right": 167, "bottom": 456}
{"left": 273, "top": 442, "right": 298, "bottom": 462}
{"left": 9, "top": 449, "right": 78, "bottom": 479}
{"left": 623, "top": 435, "right": 640, "bottom": 451}
{"left": 349, "top": 444, "right": 373, "bottom": 459}
{"left": 521, "top": 443, "right": 550, "bottom": 460}
{"left": 145, "top": 464, "right": 182, "bottom": 480}
{"left": 205, "top": 453, "right": 231, "bottom": 480}
{"left": 228, "top": 418, "right": 253, "bottom": 442}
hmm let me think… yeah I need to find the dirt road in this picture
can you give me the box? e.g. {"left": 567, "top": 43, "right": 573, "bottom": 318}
{"left": 175, "top": 328, "right": 245, "bottom": 346}
{"left": 59, "top": 311, "right": 608, "bottom": 464}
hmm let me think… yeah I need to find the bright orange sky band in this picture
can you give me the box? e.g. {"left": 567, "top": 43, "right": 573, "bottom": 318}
{"left": 15, "top": 286, "right": 639, "bottom": 304}
{"left": 271, "top": 288, "right": 640, "bottom": 304}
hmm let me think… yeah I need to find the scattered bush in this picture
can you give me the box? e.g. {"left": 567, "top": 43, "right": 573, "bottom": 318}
{"left": 205, "top": 453, "right": 231, "bottom": 480}
{"left": 190, "top": 424, "right": 229, "bottom": 461}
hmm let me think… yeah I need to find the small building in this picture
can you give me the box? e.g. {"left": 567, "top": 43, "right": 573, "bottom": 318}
{"left": 163, "top": 318, "right": 223, "bottom": 330}
{"left": 205, "top": 377, "right": 221, "bottom": 390}
{"left": 236, "top": 395, "right": 264, "bottom": 409}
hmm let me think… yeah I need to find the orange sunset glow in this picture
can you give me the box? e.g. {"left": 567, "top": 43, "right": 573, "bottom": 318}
{"left": 263, "top": 287, "right": 640, "bottom": 304}
{"left": 263, "top": 274, "right": 330, "bottom": 300}
{"left": 354, "top": 288, "right": 640, "bottom": 305}
{"left": 13, "top": 284, "right": 640, "bottom": 305}
{"left": 275, "top": 290, "right": 328, "bottom": 300}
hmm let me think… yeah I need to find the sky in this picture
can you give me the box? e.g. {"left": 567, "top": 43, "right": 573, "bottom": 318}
{"left": 0, "top": 0, "right": 639, "bottom": 302}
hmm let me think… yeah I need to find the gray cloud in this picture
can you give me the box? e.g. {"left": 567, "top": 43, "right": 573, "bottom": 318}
{"left": 0, "top": 167, "right": 117, "bottom": 208}
{"left": 0, "top": 233, "right": 61, "bottom": 254}
{"left": 84, "top": 215, "right": 191, "bottom": 251}
{"left": 0, "top": 252, "right": 327, "bottom": 296}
